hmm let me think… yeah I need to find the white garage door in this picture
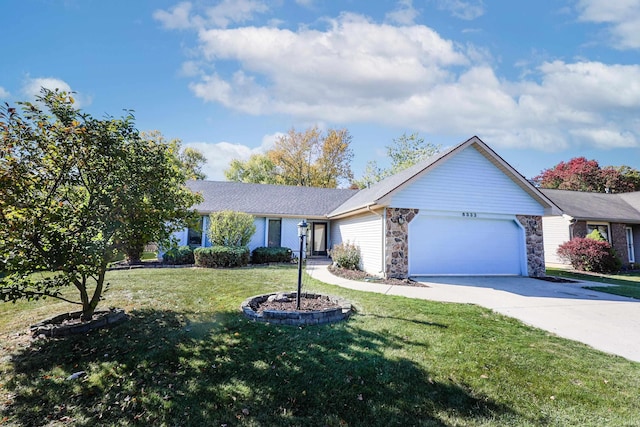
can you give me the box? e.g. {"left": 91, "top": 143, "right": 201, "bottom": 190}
{"left": 408, "top": 215, "right": 524, "bottom": 275}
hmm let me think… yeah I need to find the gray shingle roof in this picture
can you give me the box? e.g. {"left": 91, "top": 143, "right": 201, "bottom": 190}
{"left": 186, "top": 180, "right": 359, "bottom": 217}
{"left": 541, "top": 188, "right": 640, "bottom": 223}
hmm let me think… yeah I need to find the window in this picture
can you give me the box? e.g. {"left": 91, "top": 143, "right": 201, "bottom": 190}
{"left": 187, "top": 216, "right": 204, "bottom": 246}
{"left": 586, "top": 223, "right": 610, "bottom": 242}
{"left": 267, "top": 219, "right": 281, "bottom": 247}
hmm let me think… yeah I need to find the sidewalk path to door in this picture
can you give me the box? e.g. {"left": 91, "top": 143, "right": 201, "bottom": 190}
{"left": 306, "top": 259, "right": 640, "bottom": 363}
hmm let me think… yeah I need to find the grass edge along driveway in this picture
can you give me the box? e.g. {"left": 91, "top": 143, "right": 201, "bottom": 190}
{"left": 1, "top": 266, "right": 639, "bottom": 426}
{"left": 547, "top": 267, "right": 640, "bottom": 299}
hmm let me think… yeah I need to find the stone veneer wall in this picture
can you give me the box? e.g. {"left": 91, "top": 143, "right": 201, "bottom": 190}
{"left": 516, "top": 215, "right": 545, "bottom": 277}
{"left": 385, "top": 208, "right": 419, "bottom": 279}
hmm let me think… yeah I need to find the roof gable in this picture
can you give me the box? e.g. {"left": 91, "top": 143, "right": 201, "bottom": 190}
{"left": 330, "top": 136, "right": 559, "bottom": 217}
{"left": 388, "top": 144, "right": 546, "bottom": 214}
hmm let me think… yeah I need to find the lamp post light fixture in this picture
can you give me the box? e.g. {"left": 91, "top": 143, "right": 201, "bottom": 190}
{"left": 296, "top": 219, "right": 308, "bottom": 310}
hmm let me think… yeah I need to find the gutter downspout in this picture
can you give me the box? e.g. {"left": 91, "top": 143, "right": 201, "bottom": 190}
{"left": 563, "top": 214, "right": 576, "bottom": 239}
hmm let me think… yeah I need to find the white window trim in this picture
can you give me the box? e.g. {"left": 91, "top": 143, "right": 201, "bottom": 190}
{"left": 626, "top": 227, "right": 635, "bottom": 263}
{"left": 265, "top": 218, "right": 282, "bottom": 248}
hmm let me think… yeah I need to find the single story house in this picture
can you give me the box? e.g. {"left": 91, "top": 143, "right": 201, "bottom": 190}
{"left": 541, "top": 189, "right": 640, "bottom": 268}
{"left": 175, "top": 136, "right": 560, "bottom": 278}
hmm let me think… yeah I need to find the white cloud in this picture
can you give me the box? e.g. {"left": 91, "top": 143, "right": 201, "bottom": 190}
{"left": 160, "top": 5, "right": 640, "bottom": 153}
{"left": 576, "top": 0, "right": 640, "bottom": 49}
{"left": 192, "top": 13, "right": 467, "bottom": 117}
{"left": 385, "top": 0, "right": 420, "bottom": 25}
{"left": 0, "top": 86, "right": 9, "bottom": 99}
{"left": 570, "top": 128, "right": 638, "bottom": 149}
{"left": 435, "top": 0, "right": 485, "bottom": 21}
{"left": 204, "top": 0, "right": 269, "bottom": 28}
{"left": 21, "top": 77, "right": 90, "bottom": 107}
{"left": 184, "top": 132, "right": 279, "bottom": 180}
{"left": 154, "top": 0, "right": 269, "bottom": 30}
{"left": 153, "top": 2, "right": 195, "bottom": 30}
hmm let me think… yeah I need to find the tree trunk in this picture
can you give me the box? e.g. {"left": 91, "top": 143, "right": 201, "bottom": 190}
{"left": 125, "top": 241, "right": 145, "bottom": 265}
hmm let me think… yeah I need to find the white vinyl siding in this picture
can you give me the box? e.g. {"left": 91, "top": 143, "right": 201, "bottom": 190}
{"left": 281, "top": 218, "right": 306, "bottom": 257}
{"left": 248, "top": 218, "right": 266, "bottom": 252}
{"left": 389, "top": 146, "right": 544, "bottom": 216}
{"left": 250, "top": 217, "right": 304, "bottom": 255}
{"left": 541, "top": 216, "right": 572, "bottom": 266}
{"left": 331, "top": 211, "right": 384, "bottom": 275}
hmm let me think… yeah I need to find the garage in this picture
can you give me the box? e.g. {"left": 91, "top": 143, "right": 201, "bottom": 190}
{"left": 408, "top": 214, "right": 525, "bottom": 276}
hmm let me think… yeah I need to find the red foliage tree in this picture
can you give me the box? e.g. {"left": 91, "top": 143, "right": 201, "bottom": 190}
{"left": 534, "top": 157, "right": 635, "bottom": 193}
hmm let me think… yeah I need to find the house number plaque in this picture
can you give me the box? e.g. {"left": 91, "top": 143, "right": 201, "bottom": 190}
{"left": 461, "top": 212, "right": 477, "bottom": 217}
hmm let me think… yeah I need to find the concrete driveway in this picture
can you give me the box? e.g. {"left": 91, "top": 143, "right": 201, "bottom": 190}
{"left": 306, "top": 261, "right": 640, "bottom": 362}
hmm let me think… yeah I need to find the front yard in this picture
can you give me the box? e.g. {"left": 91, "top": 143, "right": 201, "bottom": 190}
{"left": 1, "top": 266, "right": 639, "bottom": 426}
{"left": 547, "top": 267, "right": 640, "bottom": 299}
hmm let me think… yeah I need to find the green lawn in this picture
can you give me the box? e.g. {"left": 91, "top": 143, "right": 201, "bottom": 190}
{"left": 547, "top": 267, "right": 640, "bottom": 299}
{"left": 2, "top": 266, "right": 640, "bottom": 426}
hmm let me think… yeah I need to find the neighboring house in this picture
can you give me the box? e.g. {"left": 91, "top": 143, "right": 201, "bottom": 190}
{"left": 175, "top": 136, "right": 560, "bottom": 278}
{"left": 541, "top": 189, "right": 640, "bottom": 268}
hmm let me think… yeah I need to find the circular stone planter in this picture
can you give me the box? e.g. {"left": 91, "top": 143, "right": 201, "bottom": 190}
{"left": 241, "top": 292, "right": 353, "bottom": 326}
{"left": 30, "top": 308, "right": 128, "bottom": 338}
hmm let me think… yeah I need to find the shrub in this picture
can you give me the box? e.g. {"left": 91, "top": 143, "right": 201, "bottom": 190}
{"left": 194, "top": 246, "right": 250, "bottom": 268}
{"left": 251, "top": 247, "right": 293, "bottom": 264}
{"left": 586, "top": 229, "right": 606, "bottom": 241}
{"left": 330, "top": 242, "right": 361, "bottom": 270}
{"left": 557, "top": 237, "right": 621, "bottom": 273}
{"left": 162, "top": 246, "right": 194, "bottom": 265}
{"left": 208, "top": 211, "right": 256, "bottom": 247}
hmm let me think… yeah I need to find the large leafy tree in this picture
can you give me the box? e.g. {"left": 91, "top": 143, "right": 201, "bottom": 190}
{"left": 354, "top": 132, "right": 441, "bottom": 188}
{"left": 120, "top": 131, "right": 206, "bottom": 263}
{"left": 142, "top": 130, "right": 207, "bottom": 180}
{"left": 224, "top": 126, "right": 354, "bottom": 188}
{"left": 225, "top": 153, "right": 279, "bottom": 184}
{"left": 533, "top": 157, "right": 639, "bottom": 193}
{"left": 0, "top": 89, "right": 202, "bottom": 319}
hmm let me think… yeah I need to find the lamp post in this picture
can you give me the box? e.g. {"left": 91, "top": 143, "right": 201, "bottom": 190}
{"left": 296, "top": 220, "right": 308, "bottom": 310}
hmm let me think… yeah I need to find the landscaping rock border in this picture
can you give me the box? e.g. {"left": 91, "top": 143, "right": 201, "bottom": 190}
{"left": 30, "top": 308, "right": 128, "bottom": 338}
{"left": 241, "top": 292, "right": 353, "bottom": 326}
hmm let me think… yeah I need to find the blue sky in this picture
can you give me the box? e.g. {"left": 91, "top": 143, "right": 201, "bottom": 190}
{"left": 2, "top": 0, "right": 640, "bottom": 183}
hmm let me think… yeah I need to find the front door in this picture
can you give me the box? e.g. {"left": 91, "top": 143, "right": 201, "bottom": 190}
{"left": 312, "top": 223, "right": 327, "bottom": 256}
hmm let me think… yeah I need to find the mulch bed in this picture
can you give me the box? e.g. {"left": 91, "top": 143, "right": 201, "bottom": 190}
{"left": 254, "top": 295, "right": 340, "bottom": 313}
{"left": 534, "top": 276, "right": 578, "bottom": 283}
{"left": 327, "top": 265, "right": 429, "bottom": 287}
